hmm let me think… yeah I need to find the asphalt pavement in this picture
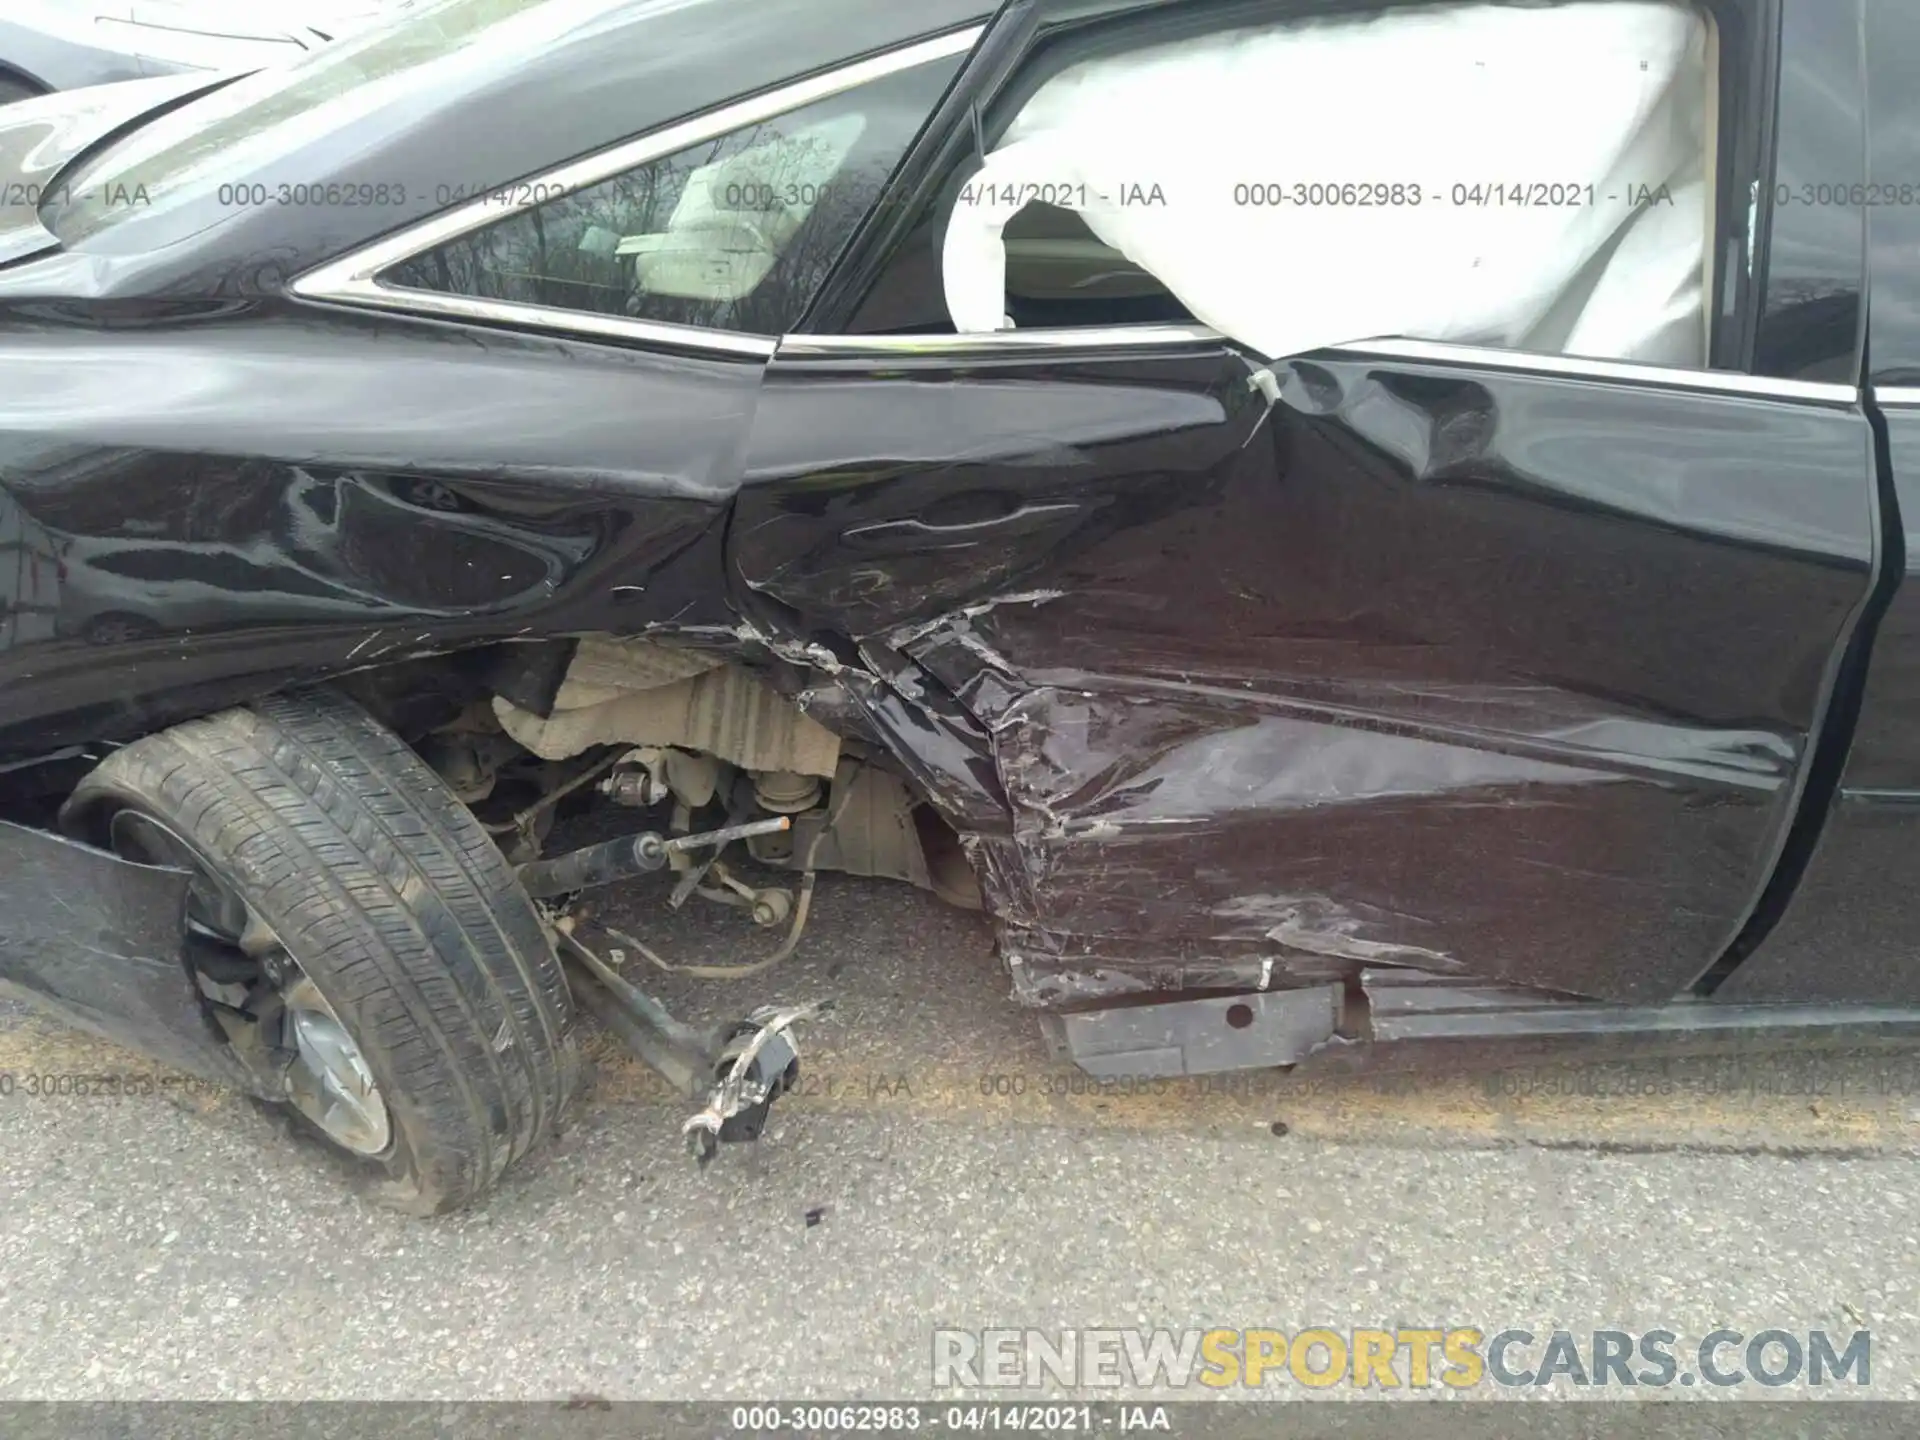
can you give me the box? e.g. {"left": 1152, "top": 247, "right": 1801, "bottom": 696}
{"left": 1, "top": 870, "right": 1918, "bottom": 1412}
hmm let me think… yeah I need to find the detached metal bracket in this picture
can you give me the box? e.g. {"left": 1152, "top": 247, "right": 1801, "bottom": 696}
{"left": 681, "top": 1000, "right": 831, "bottom": 1165}
{"left": 531, "top": 814, "right": 831, "bottom": 1163}
{"left": 552, "top": 921, "right": 829, "bottom": 1165}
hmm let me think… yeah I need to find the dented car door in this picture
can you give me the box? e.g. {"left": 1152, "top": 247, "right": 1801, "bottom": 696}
{"left": 723, "top": 0, "right": 1880, "bottom": 1009}
{"left": 731, "top": 335, "right": 1877, "bottom": 1007}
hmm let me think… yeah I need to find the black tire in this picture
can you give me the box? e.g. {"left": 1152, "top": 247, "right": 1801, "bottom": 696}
{"left": 0, "top": 77, "right": 40, "bottom": 107}
{"left": 65, "top": 689, "right": 580, "bottom": 1213}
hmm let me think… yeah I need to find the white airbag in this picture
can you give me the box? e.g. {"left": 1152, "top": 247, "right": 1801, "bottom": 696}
{"left": 942, "top": 0, "right": 1710, "bottom": 365}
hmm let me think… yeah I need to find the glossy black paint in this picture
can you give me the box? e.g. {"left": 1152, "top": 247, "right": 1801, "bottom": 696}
{"left": 22, "top": 0, "right": 994, "bottom": 303}
{"left": 1708, "top": 0, "right": 1920, "bottom": 1000}
{"left": 0, "top": 820, "right": 258, "bottom": 1089}
{"left": 734, "top": 343, "right": 1877, "bottom": 1005}
{"left": 0, "top": 309, "right": 756, "bottom": 754}
{"left": 1710, "top": 407, "right": 1918, "bottom": 1001}
{"left": 0, "top": 0, "right": 1913, "bottom": 1073}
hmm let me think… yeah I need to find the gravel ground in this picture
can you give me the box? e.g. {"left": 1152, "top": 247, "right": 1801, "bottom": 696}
{"left": 0, "top": 871, "right": 1917, "bottom": 1412}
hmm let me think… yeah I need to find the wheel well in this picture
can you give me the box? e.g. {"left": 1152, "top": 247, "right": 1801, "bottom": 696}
{"left": 0, "top": 65, "right": 49, "bottom": 98}
{"left": 334, "top": 632, "right": 980, "bottom": 908}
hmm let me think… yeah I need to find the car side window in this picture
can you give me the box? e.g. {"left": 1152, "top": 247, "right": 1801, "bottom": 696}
{"left": 848, "top": 0, "right": 1747, "bottom": 374}
{"left": 381, "top": 54, "right": 963, "bottom": 336}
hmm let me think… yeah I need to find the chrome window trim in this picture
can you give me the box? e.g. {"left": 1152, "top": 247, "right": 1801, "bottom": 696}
{"left": 779, "top": 325, "right": 1859, "bottom": 403}
{"left": 1873, "top": 387, "right": 1920, "bottom": 407}
{"left": 1325, "top": 337, "right": 1859, "bottom": 405}
{"left": 777, "top": 323, "right": 1222, "bottom": 356}
{"left": 287, "top": 25, "right": 988, "bottom": 358}
{"left": 283, "top": 9, "right": 1854, "bottom": 409}
{"left": 305, "top": 294, "right": 779, "bottom": 358}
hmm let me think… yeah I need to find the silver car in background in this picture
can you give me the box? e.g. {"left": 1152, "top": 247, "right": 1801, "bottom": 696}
{"left": 0, "top": 1, "right": 400, "bottom": 103}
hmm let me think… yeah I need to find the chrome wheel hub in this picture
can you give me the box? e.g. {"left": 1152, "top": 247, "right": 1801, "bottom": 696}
{"left": 108, "top": 808, "right": 392, "bottom": 1157}
{"left": 281, "top": 976, "right": 391, "bottom": 1156}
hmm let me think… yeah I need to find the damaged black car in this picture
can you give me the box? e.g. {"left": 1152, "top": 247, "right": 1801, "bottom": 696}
{"left": 2, "top": 0, "right": 1917, "bottom": 1210}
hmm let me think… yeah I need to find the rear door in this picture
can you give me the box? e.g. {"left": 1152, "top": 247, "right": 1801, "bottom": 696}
{"left": 729, "top": 0, "right": 1880, "bottom": 1007}
{"left": 1706, "top": 0, "right": 1920, "bottom": 1002}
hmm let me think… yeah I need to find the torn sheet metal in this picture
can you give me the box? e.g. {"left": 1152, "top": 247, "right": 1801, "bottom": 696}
{"left": 494, "top": 636, "right": 842, "bottom": 778}
{"left": 1217, "top": 895, "right": 1459, "bottom": 970}
{"left": 828, "top": 651, "right": 1010, "bottom": 834}
{"left": 733, "top": 324, "right": 1873, "bottom": 1010}
{"left": 927, "top": 663, "right": 1779, "bottom": 1006}
{"left": 0, "top": 820, "right": 258, "bottom": 1089}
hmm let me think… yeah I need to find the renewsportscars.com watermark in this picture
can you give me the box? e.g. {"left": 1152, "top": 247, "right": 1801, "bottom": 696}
{"left": 932, "top": 1327, "right": 1872, "bottom": 1391}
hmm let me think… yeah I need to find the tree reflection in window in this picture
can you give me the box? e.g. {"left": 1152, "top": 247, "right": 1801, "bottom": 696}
{"left": 383, "top": 56, "right": 960, "bottom": 335}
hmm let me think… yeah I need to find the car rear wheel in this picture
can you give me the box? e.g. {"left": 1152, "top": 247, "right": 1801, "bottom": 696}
{"left": 0, "top": 76, "right": 40, "bottom": 107}
{"left": 63, "top": 689, "right": 580, "bottom": 1213}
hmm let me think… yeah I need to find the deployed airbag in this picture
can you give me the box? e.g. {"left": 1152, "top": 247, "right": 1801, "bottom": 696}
{"left": 943, "top": 0, "right": 1711, "bottom": 365}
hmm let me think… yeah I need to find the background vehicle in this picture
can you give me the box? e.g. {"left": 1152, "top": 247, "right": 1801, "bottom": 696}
{"left": 0, "top": 0, "right": 401, "bottom": 103}
{"left": 2, "top": 0, "right": 1918, "bottom": 1210}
